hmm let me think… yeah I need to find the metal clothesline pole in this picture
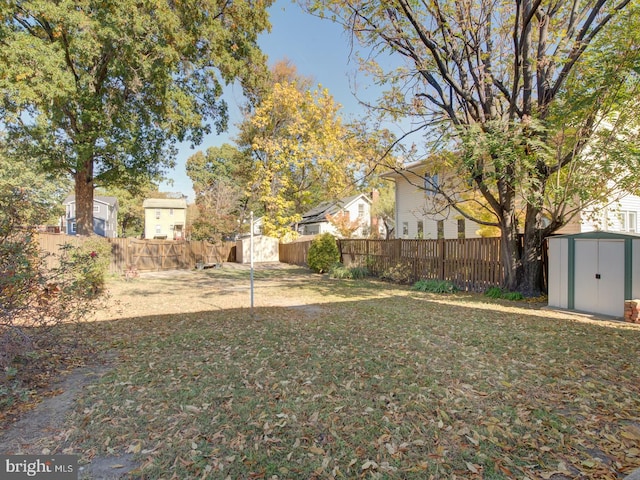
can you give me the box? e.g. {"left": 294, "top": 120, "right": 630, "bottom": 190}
{"left": 250, "top": 211, "right": 254, "bottom": 316}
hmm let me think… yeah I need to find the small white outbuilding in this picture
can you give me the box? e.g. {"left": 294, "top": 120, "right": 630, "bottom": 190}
{"left": 547, "top": 232, "right": 640, "bottom": 318}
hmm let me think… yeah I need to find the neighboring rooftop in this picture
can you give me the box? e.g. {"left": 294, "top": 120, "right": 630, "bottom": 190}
{"left": 142, "top": 198, "right": 188, "bottom": 209}
{"left": 64, "top": 195, "right": 118, "bottom": 206}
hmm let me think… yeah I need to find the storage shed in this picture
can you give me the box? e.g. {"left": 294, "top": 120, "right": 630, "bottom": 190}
{"left": 547, "top": 232, "right": 640, "bottom": 317}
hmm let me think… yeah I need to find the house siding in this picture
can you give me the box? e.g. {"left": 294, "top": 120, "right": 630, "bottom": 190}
{"left": 143, "top": 199, "right": 187, "bottom": 240}
{"left": 63, "top": 196, "right": 118, "bottom": 237}
{"left": 563, "top": 193, "right": 640, "bottom": 234}
{"left": 393, "top": 173, "right": 481, "bottom": 239}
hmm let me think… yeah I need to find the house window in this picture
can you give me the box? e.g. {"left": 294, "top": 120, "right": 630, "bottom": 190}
{"left": 156, "top": 209, "right": 161, "bottom": 219}
{"left": 402, "top": 222, "right": 409, "bottom": 237}
{"left": 417, "top": 220, "right": 424, "bottom": 239}
{"left": 155, "top": 225, "right": 162, "bottom": 235}
{"left": 71, "top": 222, "right": 76, "bottom": 233}
{"left": 437, "top": 220, "right": 444, "bottom": 239}
{"left": 424, "top": 174, "right": 439, "bottom": 195}
{"left": 620, "top": 210, "right": 637, "bottom": 233}
{"left": 357, "top": 203, "right": 365, "bottom": 218}
{"left": 94, "top": 205, "right": 100, "bottom": 213}
{"left": 458, "top": 219, "right": 466, "bottom": 239}
{"left": 170, "top": 208, "right": 174, "bottom": 216}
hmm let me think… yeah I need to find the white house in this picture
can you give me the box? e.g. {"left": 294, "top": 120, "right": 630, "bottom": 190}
{"left": 297, "top": 193, "right": 380, "bottom": 238}
{"left": 382, "top": 161, "right": 481, "bottom": 239}
{"left": 556, "top": 193, "right": 640, "bottom": 235}
{"left": 385, "top": 158, "right": 640, "bottom": 239}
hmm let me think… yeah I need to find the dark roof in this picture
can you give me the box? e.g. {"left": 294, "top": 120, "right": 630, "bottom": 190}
{"left": 299, "top": 194, "right": 369, "bottom": 225}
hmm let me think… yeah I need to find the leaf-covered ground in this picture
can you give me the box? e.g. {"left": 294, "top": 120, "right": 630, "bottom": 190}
{"left": 16, "top": 265, "right": 640, "bottom": 478}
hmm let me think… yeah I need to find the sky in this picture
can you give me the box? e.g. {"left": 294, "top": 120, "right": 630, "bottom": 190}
{"left": 160, "top": 0, "right": 380, "bottom": 202}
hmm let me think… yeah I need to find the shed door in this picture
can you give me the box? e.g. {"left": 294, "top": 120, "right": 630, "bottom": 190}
{"left": 574, "top": 239, "right": 625, "bottom": 317}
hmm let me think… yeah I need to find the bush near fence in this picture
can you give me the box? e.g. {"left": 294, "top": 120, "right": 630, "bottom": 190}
{"left": 37, "top": 233, "right": 236, "bottom": 274}
{"left": 279, "top": 237, "right": 547, "bottom": 293}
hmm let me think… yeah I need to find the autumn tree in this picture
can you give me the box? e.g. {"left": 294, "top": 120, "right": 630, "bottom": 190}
{"left": 370, "top": 182, "right": 395, "bottom": 239}
{"left": 186, "top": 144, "right": 253, "bottom": 241}
{"left": 0, "top": 0, "right": 272, "bottom": 235}
{"left": 326, "top": 211, "right": 363, "bottom": 238}
{"left": 307, "top": 0, "right": 640, "bottom": 295}
{"left": 237, "top": 61, "right": 372, "bottom": 238}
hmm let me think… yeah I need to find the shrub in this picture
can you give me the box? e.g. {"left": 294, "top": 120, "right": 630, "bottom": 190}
{"left": 380, "top": 262, "right": 413, "bottom": 284}
{"left": 484, "top": 286, "right": 524, "bottom": 301}
{"left": 307, "top": 233, "right": 340, "bottom": 273}
{"left": 412, "top": 279, "right": 458, "bottom": 293}
{"left": 68, "top": 236, "right": 111, "bottom": 296}
{"left": 329, "top": 263, "right": 369, "bottom": 280}
{"left": 484, "top": 286, "right": 504, "bottom": 299}
{"left": 0, "top": 188, "right": 105, "bottom": 408}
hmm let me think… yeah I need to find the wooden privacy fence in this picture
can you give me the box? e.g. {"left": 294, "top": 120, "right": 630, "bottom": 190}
{"left": 339, "top": 238, "right": 504, "bottom": 291}
{"left": 279, "top": 237, "right": 506, "bottom": 292}
{"left": 278, "top": 240, "right": 311, "bottom": 266}
{"left": 37, "top": 233, "right": 235, "bottom": 274}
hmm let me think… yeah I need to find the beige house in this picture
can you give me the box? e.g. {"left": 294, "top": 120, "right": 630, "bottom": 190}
{"left": 382, "top": 161, "right": 482, "bottom": 239}
{"left": 143, "top": 198, "right": 188, "bottom": 240}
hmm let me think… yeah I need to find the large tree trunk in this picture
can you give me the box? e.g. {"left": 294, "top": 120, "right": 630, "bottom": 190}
{"left": 520, "top": 205, "right": 547, "bottom": 296}
{"left": 499, "top": 213, "right": 522, "bottom": 292}
{"left": 74, "top": 159, "right": 95, "bottom": 236}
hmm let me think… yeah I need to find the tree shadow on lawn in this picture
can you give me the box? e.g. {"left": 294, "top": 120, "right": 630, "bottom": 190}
{"left": 3, "top": 294, "right": 640, "bottom": 479}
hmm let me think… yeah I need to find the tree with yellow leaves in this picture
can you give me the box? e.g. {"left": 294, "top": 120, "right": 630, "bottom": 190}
{"left": 238, "top": 62, "right": 367, "bottom": 238}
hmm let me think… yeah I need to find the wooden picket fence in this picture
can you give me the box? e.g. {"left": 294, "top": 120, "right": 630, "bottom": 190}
{"left": 36, "top": 233, "right": 235, "bottom": 274}
{"left": 280, "top": 237, "right": 506, "bottom": 292}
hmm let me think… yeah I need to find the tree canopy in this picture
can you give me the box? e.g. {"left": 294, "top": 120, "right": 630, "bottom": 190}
{"left": 186, "top": 144, "right": 253, "bottom": 241}
{"left": 0, "top": 0, "right": 273, "bottom": 235}
{"left": 306, "top": 0, "right": 640, "bottom": 294}
{"left": 237, "top": 61, "right": 370, "bottom": 238}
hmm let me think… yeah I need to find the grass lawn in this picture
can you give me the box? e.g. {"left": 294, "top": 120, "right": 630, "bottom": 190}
{"left": 57, "top": 267, "right": 640, "bottom": 479}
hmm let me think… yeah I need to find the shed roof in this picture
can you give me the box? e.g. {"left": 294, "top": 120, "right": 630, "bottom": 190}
{"left": 549, "top": 231, "right": 640, "bottom": 240}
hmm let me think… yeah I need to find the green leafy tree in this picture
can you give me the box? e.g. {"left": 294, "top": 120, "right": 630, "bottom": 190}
{"left": 307, "top": 0, "right": 639, "bottom": 295}
{"left": 0, "top": 140, "right": 69, "bottom": 226}
{"left": 186, "top": 144, "right": 254, "bottom": 241}
{"left": 0, "top": 0, "right": 272, "bottom": 236}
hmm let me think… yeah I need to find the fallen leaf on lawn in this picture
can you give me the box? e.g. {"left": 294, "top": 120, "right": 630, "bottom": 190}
{"left": 126, "top": 442, "right": 141, "bottom": 454}
{"left": 361, "top": 460, "right": 378, "bottom": 471}
{"left": 621, "top": 425, "right": 640, "bottom": 441}
{"left": 466, "top": 461, "right": 480, "bottom": 473}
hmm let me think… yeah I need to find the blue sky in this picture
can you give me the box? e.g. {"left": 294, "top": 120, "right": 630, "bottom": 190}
{"left": 161, "top": 0, "right": 379, "bottom": 201}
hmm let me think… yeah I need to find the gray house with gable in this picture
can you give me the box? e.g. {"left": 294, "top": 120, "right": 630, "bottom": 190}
{"left": 62, "top": 195, "right": 118, "bottom": 238}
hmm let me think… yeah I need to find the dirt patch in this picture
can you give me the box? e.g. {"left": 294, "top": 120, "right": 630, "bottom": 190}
{"left": 0, "top": 360, "right": 112, "bottom": 455}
